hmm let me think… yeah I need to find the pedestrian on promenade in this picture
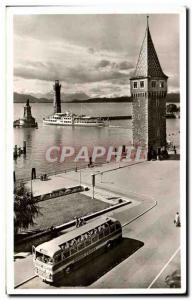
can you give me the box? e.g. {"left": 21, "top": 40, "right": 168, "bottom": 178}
{"left": 173, "top": 145, "right": 177, "bottom": 154}
{"left": 174, "top": 212, "right": 180, "bottom": 227}
{"left": 75, "top": 216, "right": 79, "bottom": 227}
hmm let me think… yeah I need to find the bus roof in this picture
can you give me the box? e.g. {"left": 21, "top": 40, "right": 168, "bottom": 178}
{"left": 35, "top": 217, "right": 117, "bottom": 257}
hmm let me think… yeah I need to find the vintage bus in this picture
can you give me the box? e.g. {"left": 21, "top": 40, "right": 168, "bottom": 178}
{"left": 32, "top": 216, "right": 122, "bottom": 283}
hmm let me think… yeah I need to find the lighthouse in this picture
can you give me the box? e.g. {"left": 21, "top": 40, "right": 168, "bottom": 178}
{"left": 53, "top": 80, "right": 61, "bottom": 113}
{"left": 130, "top": 17, "right": 168, "bottom": 158}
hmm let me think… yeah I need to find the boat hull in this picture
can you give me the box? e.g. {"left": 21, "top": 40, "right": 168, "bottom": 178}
{"left": 43, "top": 120, "right": 104, "bottom": 127}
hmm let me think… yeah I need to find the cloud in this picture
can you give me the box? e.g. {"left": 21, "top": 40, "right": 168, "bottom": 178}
{"left": 88, "top": 47, "right": 95, "bottom": 54}
{"left": 14, "top": 61, "right": 129, "bottom": 84}
{"left": 118, "top": 61, "right": 134, "bottom": 70}
{"left": 13, "top": 14, "right": 179, "bottom": 96}
{"left": 95, "top": 59, "right": 134, "bottom": 71}
{"left": 95, "top": 59, "right": 111, "bottom": 68}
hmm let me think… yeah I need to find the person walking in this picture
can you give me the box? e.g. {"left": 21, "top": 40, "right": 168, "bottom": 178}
{"left": 75, "top": 216, "right": 79, "bottom": 228}
{"left": 174, "top": 212, "right": 181, "bottom": 227}
{"left": 173, "top": 145, "right": 177, "bottom": 155}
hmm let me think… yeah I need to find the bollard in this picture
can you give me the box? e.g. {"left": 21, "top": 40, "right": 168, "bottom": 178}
{"left": 14, "top": 145, "right": 18, "bottom": 159}
{"left": 31, "top": 167, "right": 36, "bottom": 180}
{"left": 23, "top": 141, "right": 26, "bottom": 155}
{"left": 13, "top": 171, "right": 16, "bottom": 184}
{"left": 91, "top": 174, "right": 95, "bottom": 199}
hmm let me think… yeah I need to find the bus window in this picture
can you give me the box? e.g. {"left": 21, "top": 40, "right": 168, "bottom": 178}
{"left": 36, "top": 252, "right": 53, "bottom": 264}
{"left": 36, "top": 251, "right": 43, "bottom": 261}
{"left": 104, "top": 226, "right": 110, "bottom": 236}
{"left": 116, "top": 223, "right": 121, "bottom": 230}
{"left": 71, "top": 248, "right": 77, "bottom": 255}
{"left": 71, "top": 245, "right": 77, "bottom": 255}
{"left": 54, "top": 254, "right": 62, "bottom": 263}
{"left": 85, "top": 238, "right": 91, "bottom": 246}
{"left": 99, "top": 231, "right": 104, "bottom": 239}
{"left": 60, "top": 242, "right": 69, "bottom": 251}
{"left": 77, "top": 242, "right": 85, "bottom": 251}
{"left": 63, "top": 249, "right": 70, "bottom": 259}
{"left": 110, "top": 224, "right": 116, "bottom": 233}
{"left": 45, "top": 256, "right": 53, "bottom": 264}
{"left": 92, "top": 234, "right": 99, "bottom": 243}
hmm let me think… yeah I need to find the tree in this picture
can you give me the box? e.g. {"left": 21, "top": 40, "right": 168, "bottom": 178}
{"left": 14, "top": 183, "right": 40, "bottom": 234}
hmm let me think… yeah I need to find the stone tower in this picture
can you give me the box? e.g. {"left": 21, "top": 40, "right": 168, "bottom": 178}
{"left": 23, "top": 99, "right": 32, "bottom": 119}
{"left": 130, "top": 17, "right": 168, "bottom": 158}
{"left": 53, "top": 80, "right": 61, "bottom": 113}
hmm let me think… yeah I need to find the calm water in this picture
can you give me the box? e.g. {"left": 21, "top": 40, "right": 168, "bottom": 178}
{"left": 14, "top": 102, "right": 180, "bottom": 180}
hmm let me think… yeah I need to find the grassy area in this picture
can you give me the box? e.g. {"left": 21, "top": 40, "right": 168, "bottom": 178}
{"left": 29, "top": 193, "right": 110, "bottom": 231}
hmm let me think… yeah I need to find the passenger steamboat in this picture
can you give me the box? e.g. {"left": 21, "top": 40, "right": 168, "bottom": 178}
{"left": 43, "top": 80, "right": 105, "bottom": 127}
{"left": 43, "top": 112, "right": 104, "bottom": 127}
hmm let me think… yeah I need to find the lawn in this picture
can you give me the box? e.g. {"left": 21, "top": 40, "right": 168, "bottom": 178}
{"left": 29, "top": 193, "right": 110, "bottom": 231}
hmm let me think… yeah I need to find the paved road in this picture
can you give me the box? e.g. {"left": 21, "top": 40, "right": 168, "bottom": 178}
{"left": 16, "top": 160, "right": 181, "bottom": 290}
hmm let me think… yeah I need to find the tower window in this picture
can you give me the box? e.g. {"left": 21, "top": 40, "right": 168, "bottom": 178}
{"left": 133, "top": 81, "right": 138, "bottom": 89}
{"left": 151, "top": 80, "right": 156, "bottom": 88}
{"left": 138, "top": 114, "right": 141, "bottom": 120}
{"left": 160, "top": 81, "right": 165, "bottom": 88}
{"left": 140, "top": 81, "right": 144, "bottom": 88}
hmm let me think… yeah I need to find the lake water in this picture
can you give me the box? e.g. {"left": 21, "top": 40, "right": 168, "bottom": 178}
{"left": 14, "top": 102, "right": 180, "bottom": 180}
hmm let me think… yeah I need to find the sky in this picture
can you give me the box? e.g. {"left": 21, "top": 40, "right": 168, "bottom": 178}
{"left": 14, "top": 14, "right": 179, "bottom": 98}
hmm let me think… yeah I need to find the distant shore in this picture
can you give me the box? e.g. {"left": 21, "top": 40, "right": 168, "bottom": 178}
{"left": 14, "top": 92, "right": 180, "bottom": 104}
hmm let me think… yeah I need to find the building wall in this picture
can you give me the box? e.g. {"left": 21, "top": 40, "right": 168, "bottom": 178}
{"left": 132, "top": 94, "right": 148, "bottom": 148}
{"left": 148, "top": 94, "right": 166, "bottom": 149}
{"left": 130, "top": 78, "right": 167, "bottom": 151}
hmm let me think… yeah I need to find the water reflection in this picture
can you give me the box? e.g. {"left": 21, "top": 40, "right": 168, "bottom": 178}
{"left": 14, "top": 103, "right": 179, "bottom": 180}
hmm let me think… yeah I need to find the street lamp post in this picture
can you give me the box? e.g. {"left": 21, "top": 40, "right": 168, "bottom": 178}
{"left": 80, "top": 167, "right": 82, "bottom": 185}
{"left": 91, "top": 174, "right": 95, "bottom": 199}
{"left": 100, "top": 172, "right": 103, "bottom": 183}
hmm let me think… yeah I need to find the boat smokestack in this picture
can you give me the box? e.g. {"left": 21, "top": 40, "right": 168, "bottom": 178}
{"left": 53, "top": 80, "right": 61, "bottom": 113}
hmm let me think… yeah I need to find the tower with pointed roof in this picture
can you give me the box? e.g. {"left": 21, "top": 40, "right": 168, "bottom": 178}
{"left": 130, "top": 16, "right": 168, "bottom": 158}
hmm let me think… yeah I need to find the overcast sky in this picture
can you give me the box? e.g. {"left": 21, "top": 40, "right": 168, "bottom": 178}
{"left": 14, "top": 14, "right": 179, "bottom": 98}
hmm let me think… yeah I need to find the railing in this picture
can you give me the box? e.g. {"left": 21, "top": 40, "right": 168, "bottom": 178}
{"left": 14, "top": 158, "right": 109, "bottom": 184}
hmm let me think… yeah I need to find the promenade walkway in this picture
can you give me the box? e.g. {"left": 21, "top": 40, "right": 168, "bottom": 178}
{"left": 14, "top": 158, "right": 180, "bottom": 290}
{"left": 25, "top": 159, "right": 145, "bottom": 200}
